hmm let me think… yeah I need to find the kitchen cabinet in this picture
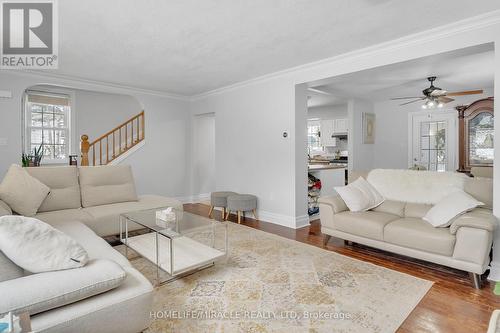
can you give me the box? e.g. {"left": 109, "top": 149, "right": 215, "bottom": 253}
{"left": 320, "top": 118, "right": 348, "bottom": 146}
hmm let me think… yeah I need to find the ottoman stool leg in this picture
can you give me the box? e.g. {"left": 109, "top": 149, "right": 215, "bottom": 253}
{"left": 225, "top": 210, "right": 230, "bottom": 220}
{"left": 252, "top": 209, "right": 258, "bottom": 220}
{"left": 237, "top": 211, "right": 241, "bottom": 224}
{"left": 208, "top": 206, "right": 214, "bottom": 218}
{"left": 222, "top": 207, "right": 226, "bottom": 220}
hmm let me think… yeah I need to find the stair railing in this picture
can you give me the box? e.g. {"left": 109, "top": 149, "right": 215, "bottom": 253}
{"left": 80, "top": 111, "right": 144, "bottom": 166}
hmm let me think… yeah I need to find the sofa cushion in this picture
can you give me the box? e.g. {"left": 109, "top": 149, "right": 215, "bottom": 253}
{"left": 384, "top": 217, "right": 456, "bottom": 256}
{"left": 83, "top": 195, "right": 184, "bottom": 236}
{"left": 332, "top": 211, "right": 399, "bottom": 241}
{"left": 79, "top": 165, "right": 138, "bottom": 208}
{"left": 0, "top": 216, "right": 88, "bottom": 273}
{"left": 464, "top": 176, "right": 493, "bottom": 209}
{"left": 36, "top": 208, "right": 94, "bottom": 226}
{"left": 404, "top": 203, "right": 433, "bottom": 218}
{"left": 0, "top": 164, "right": 50, "bottom": 216}
{"left": 51, "top": 220, "right": 131, "bottom": 268}
{"left": 372, "top": 200, "right": 405, "bottom": 217}
{"left": 0, "top": 259, "right": 126, "bottom": 316}
{"left": 0, "top": 251, "right": 24, "bottom": 282}
{"left": 0, "top": 199, "right": 11, "bottom": 217}
{"left": 26, "top": 166, "right": 81, "bottom": 212}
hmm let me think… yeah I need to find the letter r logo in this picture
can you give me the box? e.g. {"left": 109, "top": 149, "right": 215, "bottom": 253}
{"left": 2, "top": 2, "right": 53, "bottom": 54}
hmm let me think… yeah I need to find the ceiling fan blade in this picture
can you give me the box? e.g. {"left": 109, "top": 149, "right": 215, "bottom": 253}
{"left": 446, "top": 90, "right": 483, "bottom": 96}
{"left": 438, "top": 96, "right": 454, "bottom": 104}
{"left": 390, "top": 97, "right": 423, "bottom": 100}
{"left": 400, "top": 99, "right": 424, "bottom": 106}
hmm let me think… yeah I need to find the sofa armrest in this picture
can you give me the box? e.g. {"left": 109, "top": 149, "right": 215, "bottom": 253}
{"left": 318, "top": 195, "right": 347, "bottom": 214}
{"left": 0, "top": 199, "right": 12, "bottom": 217}
{"left": 450, "top": 209, "right": 495, "bottom": 235}
{"left": 0, "top": 259, "right": 126, "bottom": 316}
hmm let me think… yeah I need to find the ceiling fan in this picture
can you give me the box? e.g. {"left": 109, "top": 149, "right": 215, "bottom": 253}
{"left": 391, "top": 76, "right": 483, "bottom": 108}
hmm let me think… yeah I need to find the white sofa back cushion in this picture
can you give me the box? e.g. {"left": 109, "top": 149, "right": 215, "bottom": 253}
{"left": 0, "top": 259, "right": 126, "bottom": 316}
{"left": 26, "top": 166, "right": 82, "bottom": 212}
{"left": 79, "top": 165, "right": 138, "bottom": 208}
{"left": 367, "top": 169, "right": 468, "bottom": 205}
{"left": 0, "top": 215, "right": 88, "bottom": 273}
{"left": 0, "top": 164, "right": 50, "bottom": 216}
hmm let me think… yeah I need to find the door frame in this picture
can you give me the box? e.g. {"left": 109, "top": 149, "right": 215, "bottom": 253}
{"left": 407, "top": 109, "right": 458, "bottom": 171}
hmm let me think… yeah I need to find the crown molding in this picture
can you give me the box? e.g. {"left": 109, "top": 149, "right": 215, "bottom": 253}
{"left": 190, "top": 10, "right": 500, "bottom": 101}
{"left": 3, "top": 69, "right": 191, "bottom": 101}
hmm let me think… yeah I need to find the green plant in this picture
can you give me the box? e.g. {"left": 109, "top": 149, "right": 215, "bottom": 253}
{"left": 32, "top": 144, "right": 44, "bottom": 166}
{"left": 21, "top": 153, "right": 31, "bottom": 167}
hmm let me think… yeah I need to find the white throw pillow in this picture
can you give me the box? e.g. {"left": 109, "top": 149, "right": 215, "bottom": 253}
{"left": 0, "top": 164, "right": 50, "bottom": 216}
{"left": 335, "top": 177, "right": 385, "bottom": 212}
{"left": 0, "top": 215, "right": 89, "bottom": 273}
{"left": 423, "top": 190, "right": 484, "bottom": 228}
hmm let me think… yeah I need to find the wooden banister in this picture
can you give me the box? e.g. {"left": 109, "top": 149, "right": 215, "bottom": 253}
{"left": 80, "top": 111, "right": 145, "bottom": 166}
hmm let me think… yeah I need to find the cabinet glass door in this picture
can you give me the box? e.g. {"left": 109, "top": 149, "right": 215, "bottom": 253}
{"left": 468, "top": 112, "right": 494, "bottom": 166}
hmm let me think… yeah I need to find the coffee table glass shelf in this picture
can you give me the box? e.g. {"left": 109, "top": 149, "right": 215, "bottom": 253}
{"left": 120, "top": 208, "right": 227, "bottom": 285}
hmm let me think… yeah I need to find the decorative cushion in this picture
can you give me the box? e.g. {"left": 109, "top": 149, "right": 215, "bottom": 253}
{"left": 423, "top": 191, "right": 484, "bottom": 228}
{"left": 334, "top": 177, "right": 384, "bottom": 212}
{"left": 26, "top": 166, "right": 81, "bottom": 212}
{"left": 79, "top": 165, "right": 138, "bottom": 208}
{"left": 0, "top": 164, "right": 50, "bottom": 216}
{"left": 0, "top": 259, "right": 126, "bottom": 316}
{"left": 0, "top": 215, "right": 88, "bottom": 273}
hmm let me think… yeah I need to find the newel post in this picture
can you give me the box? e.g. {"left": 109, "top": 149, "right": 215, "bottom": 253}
{"left": 80, "top": 135, "right": 90, "bottom": 166}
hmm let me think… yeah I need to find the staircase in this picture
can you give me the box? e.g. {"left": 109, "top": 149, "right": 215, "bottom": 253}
{"left": 80, "top": 111, "right": 145, "bottom": 166}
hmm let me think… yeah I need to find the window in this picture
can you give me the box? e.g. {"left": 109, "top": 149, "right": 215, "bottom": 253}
{"left": 24, "top": 91, "right": 72, "bottom": 163}
{"left": 307, "top": 120, "right": 323, "bottom": 153}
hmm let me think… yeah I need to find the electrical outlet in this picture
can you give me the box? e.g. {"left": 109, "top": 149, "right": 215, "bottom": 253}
{"left": 0, "top": 138, "right": 7, "bottom": 146}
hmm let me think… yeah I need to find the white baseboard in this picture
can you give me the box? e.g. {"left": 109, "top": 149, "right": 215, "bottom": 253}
{"left": 179, "top": 193, "right": 310, "bottom": 229}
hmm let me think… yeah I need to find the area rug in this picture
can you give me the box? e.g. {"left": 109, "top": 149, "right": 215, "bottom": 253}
{"left": 117, "top": 223, "right": 432, "bottom": 333}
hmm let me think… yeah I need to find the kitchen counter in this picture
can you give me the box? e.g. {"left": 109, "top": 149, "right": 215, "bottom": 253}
{"left": 308, "top": 164, "right": 346, "bottom": 171}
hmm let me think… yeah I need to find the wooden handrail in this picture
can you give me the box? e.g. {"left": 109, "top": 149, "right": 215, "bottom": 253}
{"left": 80, "top": 111, "right": 145, "bottom": 166}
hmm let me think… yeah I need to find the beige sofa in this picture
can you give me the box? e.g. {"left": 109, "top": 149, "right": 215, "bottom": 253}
{"left": 319, "top": 169, "right": 495, "bottom": 289}
{"left": 0, "top": 165, "right": 183, "bottom": 332}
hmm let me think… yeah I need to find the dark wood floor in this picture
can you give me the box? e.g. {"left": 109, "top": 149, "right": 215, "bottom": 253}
{"left": 184, "top": 203, "right": 499, "bottom": 333}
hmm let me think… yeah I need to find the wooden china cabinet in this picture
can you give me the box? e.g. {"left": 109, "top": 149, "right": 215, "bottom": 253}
{"left": 456, "top": 97, "right": 494, "bottom": 174}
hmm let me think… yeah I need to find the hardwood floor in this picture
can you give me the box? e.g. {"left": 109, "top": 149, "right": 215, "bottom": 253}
{"left": 184, "top": 203, "right": 499, "bottom": 333}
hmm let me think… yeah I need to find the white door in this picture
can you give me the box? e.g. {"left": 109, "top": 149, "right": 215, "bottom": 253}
{"left": 409, "top": 111, "right": 457, "bottom": 172}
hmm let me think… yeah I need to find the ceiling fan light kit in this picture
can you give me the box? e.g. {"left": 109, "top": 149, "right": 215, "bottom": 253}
{"left": 391, "top": 76, "right": 483, "bottom": 109}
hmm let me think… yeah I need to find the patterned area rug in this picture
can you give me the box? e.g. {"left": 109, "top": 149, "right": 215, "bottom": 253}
{"left": 117, "top": 223, "right": 432, "bottom": 333}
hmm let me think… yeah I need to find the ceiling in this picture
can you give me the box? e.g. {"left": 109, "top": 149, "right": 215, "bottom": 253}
{"left": 36, "top": 0, "right": 500, "bottom": 96}
{"left": 308, "top": 44, "right": 495, "bottom": 107}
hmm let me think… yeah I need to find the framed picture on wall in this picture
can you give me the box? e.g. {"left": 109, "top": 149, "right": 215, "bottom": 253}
{"left": 363, "top": 112, "right": 375, "bottom": 144}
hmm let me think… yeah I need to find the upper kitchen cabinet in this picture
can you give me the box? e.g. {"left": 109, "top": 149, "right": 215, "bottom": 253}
{"left": 320, "top": 118, "right": 348, "bottom": 146}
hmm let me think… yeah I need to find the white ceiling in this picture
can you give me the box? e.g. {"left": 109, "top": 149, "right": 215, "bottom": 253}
{"left": 40, "top": 1, "right": 500, "bottom": 96}
{"left": 308, "top": 44, "right": 495, "bottom": 107}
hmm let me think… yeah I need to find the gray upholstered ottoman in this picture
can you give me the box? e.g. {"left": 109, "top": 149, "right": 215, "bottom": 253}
{"left": 226, "top": 194, "right": 257, "bottom": 224}
{"left": 210, "top": 191, "right": 238, "bottom": 220}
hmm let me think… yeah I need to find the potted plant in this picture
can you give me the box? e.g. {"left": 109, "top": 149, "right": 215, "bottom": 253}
{"left": 21, "top": 144, "right": 44, "bottom": 167}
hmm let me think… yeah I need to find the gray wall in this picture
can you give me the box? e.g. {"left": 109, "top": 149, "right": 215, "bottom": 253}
{"left": 0, "top": 72, "right": 191, "bottom": 198}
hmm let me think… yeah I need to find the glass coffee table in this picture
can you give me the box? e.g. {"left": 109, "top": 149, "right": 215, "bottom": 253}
{"left": 120, "top": 208, "right": 228, "bottom": 285}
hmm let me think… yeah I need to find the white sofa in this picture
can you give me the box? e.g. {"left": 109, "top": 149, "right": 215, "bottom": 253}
{"left": 0, "top": 165, "right": 184, "bottom": 332}
{"left": 319, "top": 169, "right": 495, "bottom": 289}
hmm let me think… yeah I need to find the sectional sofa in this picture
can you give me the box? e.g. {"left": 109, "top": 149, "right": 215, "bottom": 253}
{"left": 0, "top": 165, "right": 183, "bottom": 332}
{"left": 319, "top": 169, "right": 495, "bottom": 288}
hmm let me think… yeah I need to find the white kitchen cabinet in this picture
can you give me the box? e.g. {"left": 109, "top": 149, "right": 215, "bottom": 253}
{"left": 334, "top": 118, "right": 348, "bottom": 133}
{"left": 320, "top": 120, "right": 337, "bottom": 146}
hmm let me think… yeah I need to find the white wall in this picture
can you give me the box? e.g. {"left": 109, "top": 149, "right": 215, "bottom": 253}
{"left": 348, "top": 99, "right": 375, "bottom": 172}
{"left": 191, "top": 113, "right": 216, "bottom": 197}
{"left": 307, "top": 104, "right": 348, "bottom": 120}
{"left": 0, "top": 72, "right": 191, "bottom": 198}
{"left": 372, "top": 88, "right": 494, "bottom": 169}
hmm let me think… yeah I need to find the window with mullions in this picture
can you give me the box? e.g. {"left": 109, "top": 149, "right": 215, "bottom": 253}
{"left": 24, "top": 92, "right": 71, "bottom": 163}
